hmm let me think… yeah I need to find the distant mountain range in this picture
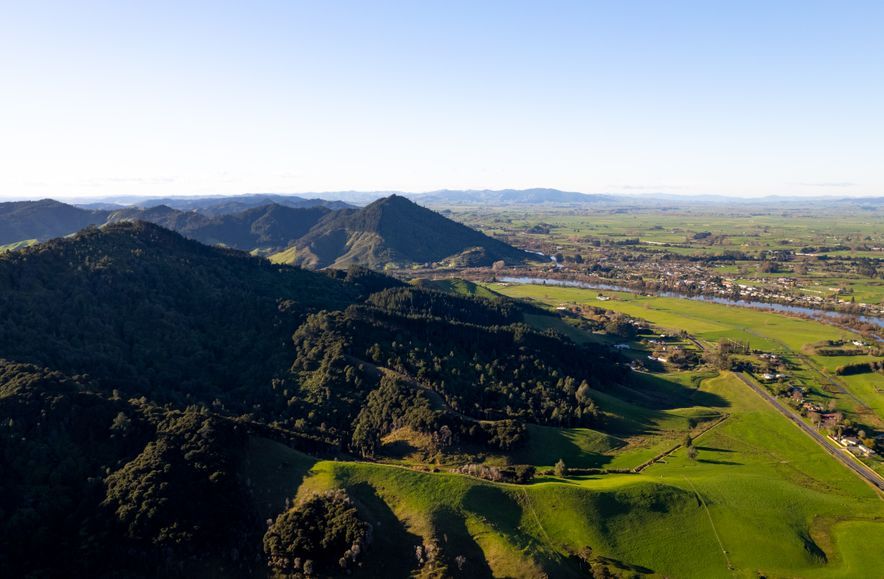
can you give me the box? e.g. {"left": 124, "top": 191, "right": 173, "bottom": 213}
{"left": 1, "top": 195, "right": 530, "bottom": 268}
{"left": 411, "top": 188, "right": 617, "bottom": 204}
{"left": 74, "top": 193, "right": 352, "bottom": 213}
{"left": 11, "top": 188, "right": 883, "bottom": 210}
{"left": 132, "top": 193, "right": 354, "bottom": 215}
{"left": 64, "top": 189, "right": 609, "bottom": 207}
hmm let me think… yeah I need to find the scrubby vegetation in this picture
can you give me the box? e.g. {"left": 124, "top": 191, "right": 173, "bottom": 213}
{"left": 0, "top": 360, "right": 261, "bottom": 576}
{"left": 264, "top": 490, "right": 372, "bottom": 575}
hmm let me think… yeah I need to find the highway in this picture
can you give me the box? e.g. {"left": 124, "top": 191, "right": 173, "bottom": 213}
{"left": 734, "top": 372, "right": 884, "bottom": 494}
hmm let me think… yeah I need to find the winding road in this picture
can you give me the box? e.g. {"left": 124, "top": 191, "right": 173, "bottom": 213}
{"left": 734, "top": 372, "right": 884, "bottom": 494}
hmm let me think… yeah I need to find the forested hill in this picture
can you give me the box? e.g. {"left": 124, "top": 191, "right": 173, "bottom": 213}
{"left": 107, "top": 203, "right": 331, "bottom": 250}
{"left": 0, "top": 221, "right": 358, "bottom": 398}
{"left": 277, "top": 194, "right": 531, "bottom": 268}
{"left": 2, "top": 197, "right": 529, "bottom": 271}
{"left": 0, "top": 199, "right": 106, "bottom": 244}
{"left": 0, "top": 223, "right": 624, "bottom": 577}
{"left": 0, "top": 197, "right": 343, "bottom": 251}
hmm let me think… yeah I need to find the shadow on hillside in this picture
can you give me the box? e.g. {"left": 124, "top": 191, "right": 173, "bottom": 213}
{"left": 431, "top": 507, "right": 494, "bottom": 578}
{"left": 588, "top": 373, "right": 730, "bottom": 439}
{"left": 462, "top": 486, "right": 588, "bottom": 579}
{"left": 240, "top": 436, "right": 319, "bottom": 520}
{"left": 348, "top": 482, "right": 422, "bottom": 578}
{"left": 379, "top": 438, "right": 419, "bottom": 460}
{"left": 624, "top": 373, "right": 730, "bottom": 410}
{"left": 597, "top": 555, "right": 655, "bottom": 575}
{"left": 463, "top": 485, "right": 524, "bottom": 531}
{"left": 510, "top": 425, "right": 615, "bottom": 469}
{"left": 697, "top": 458, "right": 742, "bottom": 466}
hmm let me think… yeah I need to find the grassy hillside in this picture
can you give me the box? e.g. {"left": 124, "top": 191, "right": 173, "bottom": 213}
{"left": 412, "top": 278, "right": 502, "bottom": 299}
{"left": 0, "top": 238, "right": 37, "bottom": 252}
{"left": 252, "top": 371, "right": 883, "bottom": 577}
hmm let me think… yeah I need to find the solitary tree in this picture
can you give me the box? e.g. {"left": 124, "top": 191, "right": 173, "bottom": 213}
{"left": 554, "top": 458, "right": 567, "bottom": 477}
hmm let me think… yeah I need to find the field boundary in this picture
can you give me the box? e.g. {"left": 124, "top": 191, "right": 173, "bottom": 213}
{"left": 632, "top": 413, "right": 730, "bottom": 473}
{"left": 683, "top": 476, "right": 733, "bottom": 572}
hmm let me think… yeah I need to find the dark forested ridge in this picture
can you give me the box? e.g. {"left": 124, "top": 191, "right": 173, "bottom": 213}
{"left": 0, "top": 222, "right": 624, "bottom": 577}
{"left": 130, "top": 193, "right": 354, "bottom": 215}
{"left": 107, "top": 203, "right": 331, "bottom": 250}
{"left": 0, "top": 198, "right": 333, "bottom": 251}
{"left": 0, "top": 221, "right": 356, "bottom": 400}
{"left": 280, "top": 195, "right": 531, "bottom": 269}
{"left": 1, "top": 196, "right": 530, "bottom": 272}
{"left": 0, "top": 199, "right": 107, "bottom": 244}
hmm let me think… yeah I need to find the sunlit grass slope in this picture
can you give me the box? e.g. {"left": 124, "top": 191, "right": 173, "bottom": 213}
{"left": 247, "top": 372, "right": 883, "bottom": 578}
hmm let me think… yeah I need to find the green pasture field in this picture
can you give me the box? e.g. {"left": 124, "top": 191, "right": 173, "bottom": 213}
{"left": 412, "top": 277, "right": 502, "bottom": 299}
{"left": 247, "top": 371, "right": 884, "bottom": 578}
{"left": 487, "top": 282, "right": 884, "bottom": 438}
{"left": 445, "top": 207, "right": 884, "bottom": 259}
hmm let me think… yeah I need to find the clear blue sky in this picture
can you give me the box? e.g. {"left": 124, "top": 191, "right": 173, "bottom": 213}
{"left": 1, "top": 1, "right": 882, "bottom": 198}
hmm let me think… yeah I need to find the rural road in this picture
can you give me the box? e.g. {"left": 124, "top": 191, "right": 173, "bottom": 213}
{"left": 735, "top": 372, "right": 884, "bottom": 493}
{"left": 742, "top": 328, "right": 871, "bottom": 411}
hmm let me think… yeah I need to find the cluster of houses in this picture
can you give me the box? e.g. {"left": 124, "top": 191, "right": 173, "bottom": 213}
{"left": 834, "top": 435, "right": 877, "bottom": 457}
{"left": 528, "top": 253, "right": 884, "bottom": 318}
{"left": 757, "top": 361, "right": 882, "bottom": 461}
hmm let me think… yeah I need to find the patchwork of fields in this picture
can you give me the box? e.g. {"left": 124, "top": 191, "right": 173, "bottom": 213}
{"left": 491, "top": 283, "right": 884, "bottom": 426}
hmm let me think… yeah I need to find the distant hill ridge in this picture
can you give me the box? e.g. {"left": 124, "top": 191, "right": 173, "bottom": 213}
{"left": 136, "top": 193, "right": 353, "bottom": 215}
{"left": 106, "top": 203, "right": 331, "bottom": 251}
{"left": 0, "top": 195, "right": 530, "bottom": 269}
{"left": 412, "top": 188, "right": 617, "bottom": 204}
{"left": 277, "top": 194, "right": 530, "bottom": 268}
{"left": 0, "top": 199, "right": 106, "bottom": 244}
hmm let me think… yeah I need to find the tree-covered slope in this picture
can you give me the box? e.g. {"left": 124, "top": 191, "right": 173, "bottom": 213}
{"left": 109, "top": 203, "right": 330, "bottom": 250}
{"left": 281, "top": 195, "right": 530, "bottom": 269}
{"left": 0, "top": 224, "right": 631, "bottom": 577}
{"left": 0, "top": 221, "right": 357, "bottom": 400}
{"left": 0, "top": 199, "right": 108, "bottom": 244}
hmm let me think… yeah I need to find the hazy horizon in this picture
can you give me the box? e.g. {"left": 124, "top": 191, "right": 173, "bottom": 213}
{"left": 2, "top": 1, "right": 883, "bottom": 199}
{"left": 3, "top": 187, "right": 883, "bottom": 204}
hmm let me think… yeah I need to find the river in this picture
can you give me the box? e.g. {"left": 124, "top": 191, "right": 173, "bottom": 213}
{"left": 498, "top": 276, "right": 884, "bottom": 330}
